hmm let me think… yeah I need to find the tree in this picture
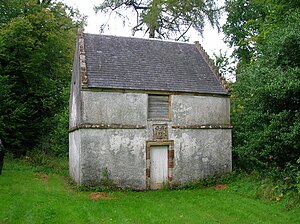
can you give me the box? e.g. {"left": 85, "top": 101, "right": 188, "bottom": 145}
{"left": 0, "top": 76, "right": 27, "bottom": 149}
{"left": 223, "top": 0, "right": 300, "bottom": 64}
{"left": 95, "top": 0, "right": 221, "bottom": 41}
{"left": 0, "top": 0, "right": 84, "bottom": 156}
{"left": 213, "top": 50, "right": 236, "bottom": 82}
{"left": 226, "top": 0, "right": 300, "bottom": 181}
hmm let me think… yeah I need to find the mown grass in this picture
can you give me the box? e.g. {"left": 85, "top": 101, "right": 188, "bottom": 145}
{"left": 0, "top": 159, "right": 299, "bottom": 224}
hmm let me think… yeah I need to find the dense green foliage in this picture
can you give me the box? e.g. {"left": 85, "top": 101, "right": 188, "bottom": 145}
{"left": 224, "top": 0, "right": 300, "bottom": 64}
{"left": 224, "top": 0, "right": 300, "bottom": 184}
{"left": 1, "top": 159, "right": 300, "bottom": 223}
{"left": 95, "top": 0, "right": 221, "bottom": 41}
{"left": 0, "top": 0, "right": 83, "bottom": 156}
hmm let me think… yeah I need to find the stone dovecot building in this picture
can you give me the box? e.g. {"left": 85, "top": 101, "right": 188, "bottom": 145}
{"left": 69, "top": 31, "right": 232, "bottom": 190}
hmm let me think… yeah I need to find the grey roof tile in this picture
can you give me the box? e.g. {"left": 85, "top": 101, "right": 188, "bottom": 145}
{"left": 83, "top": 33, "right": 227, "bottom": 95}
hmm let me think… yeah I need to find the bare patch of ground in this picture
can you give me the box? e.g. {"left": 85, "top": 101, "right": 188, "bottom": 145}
{"left": 32, "top": 173, "right": 49, "bottom": 182}
{"left": 89, "top": 192, "right": 113, "bottom": 200}
{"left": 214, "top": 184, "right": 228, "bottom": 190}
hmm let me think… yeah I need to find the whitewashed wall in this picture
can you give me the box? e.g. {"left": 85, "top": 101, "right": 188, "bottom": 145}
{"left": 69, "top": 91, "right": 232, "bottom": 189}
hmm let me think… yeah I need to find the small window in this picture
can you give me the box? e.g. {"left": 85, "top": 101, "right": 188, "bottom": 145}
{"left": 148, "top": 95, "right": 170, "bottom": 120}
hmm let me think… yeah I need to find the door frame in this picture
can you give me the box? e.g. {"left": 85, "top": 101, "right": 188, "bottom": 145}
{"left": 146, "top": 140, "right": 174, "bottom": 190}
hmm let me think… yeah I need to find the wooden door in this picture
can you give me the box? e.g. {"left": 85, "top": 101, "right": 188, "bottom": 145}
{"left": 150, "top": 145, "right": 168, "bottom": 189}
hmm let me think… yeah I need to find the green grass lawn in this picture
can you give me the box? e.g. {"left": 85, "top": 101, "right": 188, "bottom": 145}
{"left": 0, "top": 160, "right": 299, "bottom": 224}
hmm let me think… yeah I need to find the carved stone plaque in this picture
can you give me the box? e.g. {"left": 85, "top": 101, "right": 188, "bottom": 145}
{"left": 153, "top": 124, "right": 168, "bottom": 140}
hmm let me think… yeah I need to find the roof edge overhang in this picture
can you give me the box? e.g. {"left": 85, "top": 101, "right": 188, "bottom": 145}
{"left": 81, "top": 86, "right": 230, "bottom": 97}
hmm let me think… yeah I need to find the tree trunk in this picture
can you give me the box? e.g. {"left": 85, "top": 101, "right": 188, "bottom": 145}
{"left": 149, "top": 27, "right": 155, "bottom": 38}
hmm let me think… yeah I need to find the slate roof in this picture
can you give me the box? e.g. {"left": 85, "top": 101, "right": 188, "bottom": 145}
{"left": 83, "top": 33, "right": 227, "bottom": 95}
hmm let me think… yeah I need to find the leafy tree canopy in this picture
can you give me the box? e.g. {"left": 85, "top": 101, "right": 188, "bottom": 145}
{"left": 227, "top": 0, "right": 300, "bottom": 182}
{"left": 223, "top": 0, "right": 300, "bottom": 64}
{"left": 0, "top": 0, "right": 84, "bottom": 156}
{"left": 95, "top": 0, "right": 221, "bottom": 41}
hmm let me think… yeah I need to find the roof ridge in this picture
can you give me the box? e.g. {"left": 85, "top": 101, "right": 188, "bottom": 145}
{"left": 79, "top": 29, "right": 88, "bottom": 87}
{"left": 84, "top": 32, "right": 194, "bottom": 45}
{"left": 194, "top": 41, "right": 229, "bottom": 93}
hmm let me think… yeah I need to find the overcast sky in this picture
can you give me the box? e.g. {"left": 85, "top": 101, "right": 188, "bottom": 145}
{"left": 62, "top": 0, "right": 229, "bottom": 57}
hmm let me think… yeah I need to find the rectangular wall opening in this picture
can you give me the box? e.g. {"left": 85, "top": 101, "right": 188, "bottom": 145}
{"left": 146, "top": 141, "right": 174, "bottom": 190}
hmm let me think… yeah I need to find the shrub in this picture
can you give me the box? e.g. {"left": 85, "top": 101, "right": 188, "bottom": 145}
{"left": 25, "top": 149, "right": 68, "bottom": 175}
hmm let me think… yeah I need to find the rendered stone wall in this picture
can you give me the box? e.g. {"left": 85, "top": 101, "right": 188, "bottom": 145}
{"left": 171, "top": 129, "right": 232, "bottom": 184}
{"left": 69, "top": 130, "right": 81, "bottom": 183}
{"left": 80, "top": 129, "right": 147, "bottom": 189}
{"left": 81, "top": 91, "right": 147, "bottom": 126}
{"left": 172, "top": 95, "right": 230, "bottom": 125}
{"left": 171, "top": 95, "right": 232, "bottom": 185}
{"left": 77, "top": 91, "right": 148, "bottom": 189}
{"left": 69, "top": 40, "right": 82, "bottom": 183}
{"left": 70, "top": 91, "right": 231, "bottom": 189}
{"left": 69, "top": 40, "right": 81, "bottom": 129}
